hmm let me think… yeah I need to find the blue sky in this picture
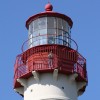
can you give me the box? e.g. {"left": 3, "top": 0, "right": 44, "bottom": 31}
{"left": 0, "top": 0, "right": 100, "bottom": 100}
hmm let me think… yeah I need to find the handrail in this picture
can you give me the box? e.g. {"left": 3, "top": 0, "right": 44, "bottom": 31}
{"left": 14, "top": 56, "right": 87, "bottom": 81}
{"left": 14, "top": 49, "right": 87, "bottom": 83}
{"left": 21, "top": 32, "right": 78, "bottom": 52}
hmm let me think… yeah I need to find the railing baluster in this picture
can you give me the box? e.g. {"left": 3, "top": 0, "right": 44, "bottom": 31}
{"left": 14, "top": 45, "right": 87, "bottom": 88}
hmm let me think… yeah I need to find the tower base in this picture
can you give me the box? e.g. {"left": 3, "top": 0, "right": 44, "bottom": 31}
{"left": 24, "top": 73, "right": 78, "bottom": 100}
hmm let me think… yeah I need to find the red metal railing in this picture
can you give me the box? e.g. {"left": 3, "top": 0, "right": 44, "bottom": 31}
{"left": 22, "top": 32, "right": 78, "bottom": 52}
{"left": 14, "top": 45, "right": 88, "bottom": 88}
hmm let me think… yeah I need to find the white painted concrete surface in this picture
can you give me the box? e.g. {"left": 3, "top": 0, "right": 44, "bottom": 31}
{"left": 23, "top": 73, "right": 78, "bottom": 100}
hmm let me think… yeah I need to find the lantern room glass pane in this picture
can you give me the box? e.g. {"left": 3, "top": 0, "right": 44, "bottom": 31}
{"left": 62, "top": 20, "right": 67, "bottom": 31}
{"left": 47, "top": 29, "right": 56, "bottom": 35}
{"left": 28, "top": 34, "right": 32, "bottom": 40}
{"left": 38, "top": 17, "right": 47, "bottom": 29}
{"left": 34, "top": 19, "right": 38, "bottom": 31}
{"left": 29, "top": 22, "right": 33, "bottom": 35}
{"left": 28, "top": 34, "right": 33, "bottom": 48}
{"left": 57, "top": 18, "right": 62, "bottom": 29}
{"left": 40, "top": 35, "right": 47, "bottom": 45}
{"left": 33, "top": 31, "right": 39, "bottom": 37}
{"left": 56, "top": 35, "right": 63, "bottom": 45}
{"left": 48, "top": 36, "right": 55, "bottom": 44}
{"left": 68, "top": 34, "right": 71, "bottom": 47}
{"left": 47, "top": 17, "right": 56, "bottom": 28}
{"left": 39, "top": 29, "right": 47, "bottom": 35}
{"left": 63, "top": 32, "right": 69, "bottom": 46}
{"left": 32, "top": 36, "right": 39, "bottom": 46}
{"left": 66, "top": 22, "right": 69, "bottom": 32}
{"left": 58, "top": 29, "right": 63, "bottom": 35}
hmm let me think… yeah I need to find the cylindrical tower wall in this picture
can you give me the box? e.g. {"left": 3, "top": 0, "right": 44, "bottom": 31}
{"left": 24, "top": 73, "right": 77, "bottom": 100}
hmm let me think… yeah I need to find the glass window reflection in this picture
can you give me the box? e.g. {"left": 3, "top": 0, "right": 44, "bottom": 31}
{"left": 39, "top": 29, "right": 47, "bottom": 35}
{"left": 47, "top": 29, "right": 56, "bottom": 35}
{"left": 40, "top": 35, "right": 47, "bottom": 45}
{"left": 57, "top": 18, "right": 62, "bottom": 29}
{"left": 38, "top": 17, "right": 47, "bottom": 29}
{"left": 48, "top": 36, "right": 55, "bottom": 44}
{"left": 34, "top": 20, "right": 38, "bottom": 31}
{"left": 28, "top": 17, "right": 71, "bottom": 48}
{"left": 47, "top": 17, "right": 56, "bottom": 28}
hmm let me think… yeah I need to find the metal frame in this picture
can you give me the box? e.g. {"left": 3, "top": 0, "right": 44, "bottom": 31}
{"left": 14, "top": 45, "right": 88, "bottom": 89}
{"left": 22, "top": 32, "right": 78, "bottom": 52}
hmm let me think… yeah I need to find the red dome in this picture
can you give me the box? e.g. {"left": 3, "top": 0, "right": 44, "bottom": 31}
{"left": 45, "top": 3, "right": 53, "bottom": 11}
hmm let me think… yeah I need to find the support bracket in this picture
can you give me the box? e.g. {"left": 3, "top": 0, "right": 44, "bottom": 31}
{"left": 69, "top": 73, "right": 78, "bottom": 81}
{"left": 32, "top": 71, "right": 39, "bottom": 82}
{"left": 17, "top": 78, "right": 27, "bottom": 87}
{"left": 53, "top": 69, "right": 58, "bottom": 80}
{"left": 14, "top": 87, "right": 24, "bottom": 95}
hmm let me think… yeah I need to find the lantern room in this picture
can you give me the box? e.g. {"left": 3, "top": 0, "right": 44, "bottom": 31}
{"left": 26, "top": 3, "right": 73, "bottom": 49}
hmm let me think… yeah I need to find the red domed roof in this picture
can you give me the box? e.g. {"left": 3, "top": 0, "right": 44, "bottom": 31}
{"left": 26, "top": 3, "right": 73, "bottom": 29}
{"left": 45, "top": 3, "right": 53, "bottom": 11}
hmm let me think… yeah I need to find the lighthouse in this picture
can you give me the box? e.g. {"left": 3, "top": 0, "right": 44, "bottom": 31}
{"left": 14, "top": 3, "right": 88, "bottom": 100}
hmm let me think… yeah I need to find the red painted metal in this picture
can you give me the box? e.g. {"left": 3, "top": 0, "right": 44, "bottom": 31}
{"left": 26, "top": 11, "right": 73, "bottom": 29}
{"left": 14, "top": 45, "right": 88, "bottom": 89}
{"left": 45, "top": 3, "right": 53, "bottom": 11}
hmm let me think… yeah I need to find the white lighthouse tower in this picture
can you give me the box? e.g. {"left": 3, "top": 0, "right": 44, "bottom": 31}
{"left": 14, "top": 3, "right": 88, "bottom": 100}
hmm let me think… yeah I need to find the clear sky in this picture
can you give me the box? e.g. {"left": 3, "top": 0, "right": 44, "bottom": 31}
{"left": 0, "top": 0, "right": 99, "bottom": 100}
